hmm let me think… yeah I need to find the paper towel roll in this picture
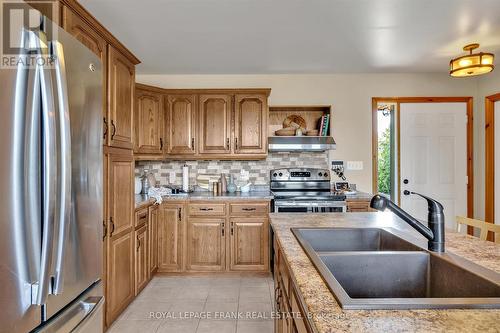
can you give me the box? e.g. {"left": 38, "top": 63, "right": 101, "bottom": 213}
{"left": 182, "top": 164, "right": 189, "bottom": 192}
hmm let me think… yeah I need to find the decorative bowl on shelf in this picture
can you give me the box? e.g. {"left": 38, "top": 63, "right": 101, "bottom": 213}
{"left": 306, "top": 129, "right": 319, "bottom": 136}
{"left": 275, "top": 127, "right": 296, "bottom": 136}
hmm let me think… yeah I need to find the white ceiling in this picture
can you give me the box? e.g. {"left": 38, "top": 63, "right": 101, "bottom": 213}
{"left": 80, "top": 0, "right": 500, "bottom": 74}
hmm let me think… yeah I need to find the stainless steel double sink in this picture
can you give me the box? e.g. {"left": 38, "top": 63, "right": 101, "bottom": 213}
{"left": 292, "top": 228, "right": 500, "bottom": 309}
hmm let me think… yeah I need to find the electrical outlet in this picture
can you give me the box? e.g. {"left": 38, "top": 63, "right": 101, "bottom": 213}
{"left": 169, "top": 171, "right": 176, "bottom": 184}
{"left": 346, "top": 161, "right": 364, "bottom": 171}
{"left": 331, "top": 160, "right": 344, "bottom": 171}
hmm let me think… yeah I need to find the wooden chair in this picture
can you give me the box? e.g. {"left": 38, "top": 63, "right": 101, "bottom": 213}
{"left": 456, "top": 216, "right": 500, "bottom": 243}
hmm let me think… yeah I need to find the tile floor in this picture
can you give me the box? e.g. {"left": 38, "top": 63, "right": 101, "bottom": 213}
{"left": 108, "top": 274, "right": 275, "bottom": 333}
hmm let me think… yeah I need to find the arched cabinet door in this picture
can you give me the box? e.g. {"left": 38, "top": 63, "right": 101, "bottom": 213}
{"left": 165, "top": 94, "right": 197, "bottom": 155}
{"left": 234, "top": 94, "right": 268, "bottom": 155}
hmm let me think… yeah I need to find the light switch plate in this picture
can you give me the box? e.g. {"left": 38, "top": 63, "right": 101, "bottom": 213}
{"left": 169, "top": 171, "right": 176, "bottom": 184}
{"left": 346, "top": 161, "right": 363, "bottom": 171}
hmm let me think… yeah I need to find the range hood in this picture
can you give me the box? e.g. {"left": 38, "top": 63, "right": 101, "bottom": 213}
{"left": 268, "top": 136, "right": 336, "bottom": 152}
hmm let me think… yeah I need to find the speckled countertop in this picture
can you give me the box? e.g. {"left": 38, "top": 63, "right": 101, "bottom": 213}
{"left": 270, "top": 212, "right": 500, "bottom": 333}
{"left": 135, "top": 191, "right": 273, "bottom": 209}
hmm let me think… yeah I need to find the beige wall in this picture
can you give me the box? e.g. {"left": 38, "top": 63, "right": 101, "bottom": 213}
{"left": 137, "top": 72, "right": 498, "bottom": 218}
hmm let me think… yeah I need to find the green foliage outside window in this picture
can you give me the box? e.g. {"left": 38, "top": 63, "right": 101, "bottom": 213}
{"left": 377, "top": 127, "right": 391, "bottom": 195}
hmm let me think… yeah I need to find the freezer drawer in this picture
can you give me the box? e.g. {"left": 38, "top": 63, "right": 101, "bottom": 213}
{"left": 35, "top": 281, "right": 103, "bottom": 333}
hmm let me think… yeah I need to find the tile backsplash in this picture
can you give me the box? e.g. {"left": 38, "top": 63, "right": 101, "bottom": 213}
{"left": 135, "top": 152, "right": 328, "bottom": 186}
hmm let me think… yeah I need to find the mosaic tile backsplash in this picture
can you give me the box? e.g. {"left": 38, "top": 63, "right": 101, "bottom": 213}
{"left": 135, "top": 152, "right": 329, "bottom": 186}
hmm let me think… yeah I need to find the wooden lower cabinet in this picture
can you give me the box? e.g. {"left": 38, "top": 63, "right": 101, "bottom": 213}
{"left": 106, "top": 232, "right": 134, "bottom": 326}
{"left": 149, "top": 204, "right": 159, "bottom": 273}
{"left": 274, "top": 241, "right": 311, "bottom": 333}
{"left": 135, "top": 224, "right": 149, "bottom": 295}
{"left": 158, "top": 203, "right": 184, "bottom": 272}
{"left": 229, "top": 217, "right": 269, "bottom": 271}
{"left": 186, "top": 218, "right": 226, "bottom": 271}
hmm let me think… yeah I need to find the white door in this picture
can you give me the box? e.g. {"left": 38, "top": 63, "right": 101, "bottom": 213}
{"left": 400, "top": 103, "right": 467, "bottom": 230}
{"left": 495, "top": 101, "right": 500, "bottom": 225}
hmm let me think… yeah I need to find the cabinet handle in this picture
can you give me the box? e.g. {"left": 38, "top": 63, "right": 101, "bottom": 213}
{"left": 102, "top": 220, "right": 107, "bottom": 241}
{"left": 111, "top": 120, "right": 117, "bottom": 139}
{"left": 136, "top": 236, "right": 140, "bottom": 251}
{"left": 231, "top": 222, "right": 234, "bottom": 236}
{"left": 235, "top": 137, "right": 238, "bottom": 150}
{"left": 160, "top": 137, "right": 164, "bottom": 150}
{"left": 191, "top": 138, "right": 195, "bottom": 150}
{"left": 242, "top": 207, "right": 256, "bottom": 211}
{"left": 109, "top": 217, "right": 115, "bottom": 236}
{"left": 103, "top": 117, "right": 108, "bottom": 139}
{"left": 221, "top": 222, "right": 225, "bottom": 236}
{"left": 178, "top": 207, "right": 182, "bottom": 221}
{"left": 199, "top": 207, "right": 214, "bottom": 211}
{"left": 226, "top": 138, "right": 230, "bottom": 150}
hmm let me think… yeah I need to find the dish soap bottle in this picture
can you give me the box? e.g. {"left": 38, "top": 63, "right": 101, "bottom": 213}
{"left": 141, "top": 169, "right": 150, "bottom": 195}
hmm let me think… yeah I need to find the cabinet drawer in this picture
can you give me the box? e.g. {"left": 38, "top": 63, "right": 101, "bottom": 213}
{"left": 135, "top": 207, "right": 149, "bottom": 228}
{"left": 188, "top": 203, "right": 226, "bottom": 216}
{"left": 229, "top": 202, "right": 269, "bottom": 216}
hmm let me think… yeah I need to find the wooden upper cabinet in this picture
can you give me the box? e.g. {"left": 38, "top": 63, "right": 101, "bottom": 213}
{"left": 108, "top": 45, "right": 135, "bottom": 149}
{"left": 134, "top": 87, "right": 164, "bottom": 154}
{"left": 158, "top": 204, "right": 183, "bottom": 272}
{"left": 199, "top": 94, "right": 232, "bottom": 154}
{"left": 62, "top": 6, "right": 108, "bottom": 144}
{"left": 166, "top": 95, "right": 197, "bottom": 155}
{"left": 234, "top": 94, "right": 268, "bottom": 155}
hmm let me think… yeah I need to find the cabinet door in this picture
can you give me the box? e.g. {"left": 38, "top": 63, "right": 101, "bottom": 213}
{"left": 108, "top": 153, "right": 134, "bottom": 237}
{"left": 108, "top": 45, "right": 135, "bottom": 149}
{"left": 135, "top": 88, "right": 164, "bottom": 154}
{"left": 135, "top": 224, "right": 149, "bottom": 295}
{"left": 158, "top": 204, "right": 183, "bottom": 271}
{"left": 186, "top": 218, "right": 225, "bottom": 271}
{"left": 229, "top": 217, "right": 269, "bottom": 271}
{"left": 106, "top": 232, "right": 134, "bottom": 326}
{"left": 199, "top": 94, "right": 232, "bottom": 154}
{"left": 165, "top": 95, "right": 197, "bottom": 155}
{"left": 62, "top": 6, "right": 108, "bottom": 144}
{"left": 234, "top": 94, "right": 267, "bottom": 155}
{"left": 149, "top": 205, "right": 159, "bottom": 274}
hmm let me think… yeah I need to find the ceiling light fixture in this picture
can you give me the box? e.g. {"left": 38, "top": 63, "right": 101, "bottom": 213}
{"left": 450, "top": 43, "right": 494, "bottom": 77}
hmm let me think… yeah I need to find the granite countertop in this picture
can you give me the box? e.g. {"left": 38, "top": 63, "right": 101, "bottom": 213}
{"left": 135, "top": 191, "right": 273, "bottom": 208}
{"left": 270, "top": 212, "right": 500, "bottom": 333}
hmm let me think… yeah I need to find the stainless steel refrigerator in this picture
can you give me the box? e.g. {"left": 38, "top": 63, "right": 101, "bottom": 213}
{"left": 0, "top": 3, "right": 103, "bottom": 332}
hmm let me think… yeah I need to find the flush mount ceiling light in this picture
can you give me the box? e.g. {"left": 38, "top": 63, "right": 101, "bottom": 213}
{"left": 450, "top": 43, "right": 494, "bottom": 77}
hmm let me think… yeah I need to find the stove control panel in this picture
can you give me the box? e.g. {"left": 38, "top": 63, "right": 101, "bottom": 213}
{"left": 270, "top": 168, "right": 330, "bottom": 181}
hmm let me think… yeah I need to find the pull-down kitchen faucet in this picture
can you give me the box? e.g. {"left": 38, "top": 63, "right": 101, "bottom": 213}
{"left": 370, "top": 192, "right": 445, "bottom": 252}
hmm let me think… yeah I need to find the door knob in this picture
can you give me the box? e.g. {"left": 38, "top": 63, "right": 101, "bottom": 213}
{"left": 403, "top": 190, "right": 411, "bottom": 196}
{"left": 403, "top": 179, "right": 409, "bottom": 184}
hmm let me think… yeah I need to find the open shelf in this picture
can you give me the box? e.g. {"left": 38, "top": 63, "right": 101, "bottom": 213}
{"left": 268, "top": 105, "right": 331, "bottom": 137}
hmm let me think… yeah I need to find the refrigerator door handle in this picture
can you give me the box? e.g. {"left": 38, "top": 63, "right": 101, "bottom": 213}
{"left": 33, "top": 30, "right": 57, "bottom": 305}
{"left": 50, "top": 40, "right": 72, "bottom": 295}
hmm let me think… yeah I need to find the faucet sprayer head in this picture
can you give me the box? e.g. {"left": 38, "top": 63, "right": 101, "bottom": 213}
{"left": 370, "top": 194, "right": 388, "bottom": 211}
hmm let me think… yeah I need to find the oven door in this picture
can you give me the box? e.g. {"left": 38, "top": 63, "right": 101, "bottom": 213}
{"left": 274, "top": 200, "right": 347, "bottom": 213}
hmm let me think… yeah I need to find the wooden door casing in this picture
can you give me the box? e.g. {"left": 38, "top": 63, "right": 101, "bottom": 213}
{"left": 158, "top": 204, "right": 183, "bottom": 271}
{"left": 108, "top": 45, "right": 135, "bottom": 149}
{"left": 186, "top": 218, "right": 225, "bottom": 271}
{"left": 106, "top": 232, "right": 134, "bottom": 325}
{"left": 199, "top": 94, "right": 232, "bottom": 154}
{"left": 135, "top": 88, "right": 164, "bottom": 154}
{"left": 229, "top": 217, "right": 268, "bottom": 271}
{"left": 166, "top": 94, "right": 197, "bottom": 155}
{"left": 135, "top": 224, "right": 149, "bottom": 295}
{"left": 234, "top": 94, "right": 267, "bottom": 155}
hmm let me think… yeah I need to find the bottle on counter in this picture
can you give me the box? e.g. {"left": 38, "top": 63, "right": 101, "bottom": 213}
{"left": 141, "top": 169, "right": 150, "bottom": 195}
{"left": 220, "top": 173, "right": 227, "bottom": 193}
{"left": 227, "top": 175, "right": 237, "bottom": 193}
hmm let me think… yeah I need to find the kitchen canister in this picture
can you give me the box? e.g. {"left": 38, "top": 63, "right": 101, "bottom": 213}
{"left": 134, "top": 176, "right": 142, "bottom": 195}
